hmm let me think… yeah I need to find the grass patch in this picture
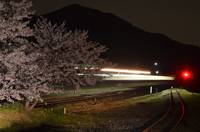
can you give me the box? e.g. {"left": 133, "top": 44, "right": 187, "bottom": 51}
{"left": 0, "top": 102, "right": 98, "bottom": 132}
{"left": 0, "top": 102, "right": 24, "bottom": 112}
{"left": 174, "top": 89, "right": 200, "bottom": 131}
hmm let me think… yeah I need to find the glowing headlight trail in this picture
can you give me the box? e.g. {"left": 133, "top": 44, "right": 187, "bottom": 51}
{"left": 101, "top": 68, "right": 151, "bottom": 74}
{"left": 77, "top": 68, "right": 174, "bottom": 80}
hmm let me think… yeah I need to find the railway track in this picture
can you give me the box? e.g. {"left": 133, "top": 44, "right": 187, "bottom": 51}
{"left": 0, "top": 86, "right": 162, "bottom": 107}
{"left": 33, "top": 90, "right": 137, "bottom": 108}
{"left": 143, "top": 88, "right": 185, "bottom": 132}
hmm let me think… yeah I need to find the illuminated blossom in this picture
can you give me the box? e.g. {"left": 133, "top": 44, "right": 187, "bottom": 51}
{"left": 0, "top": 0, "right": 113, "bottom": 112}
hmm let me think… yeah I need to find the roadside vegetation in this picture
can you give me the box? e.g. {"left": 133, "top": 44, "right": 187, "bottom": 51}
{"left": 0, "top": 88, "right": 200, "bottom": 132}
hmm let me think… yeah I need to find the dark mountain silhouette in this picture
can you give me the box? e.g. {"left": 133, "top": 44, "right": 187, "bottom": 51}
{"left": 32, "top": 4, "right": 200, "bottom": 77}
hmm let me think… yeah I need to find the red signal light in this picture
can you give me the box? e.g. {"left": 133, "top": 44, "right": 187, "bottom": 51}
{"left": 184, "top": 73, "right": 188, "bottom": 77}
{"left": 182, "top": 71, "right": 192, "bottom": 79}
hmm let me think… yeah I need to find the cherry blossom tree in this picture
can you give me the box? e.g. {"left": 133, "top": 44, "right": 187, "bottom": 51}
{"left": 0, "top": 0, "right": 34, "bottom": 51}
{"left": 0, "top": 46, "right": 57, "bottom": 112}
{"left": 33, "top": 17, "right": 113, "bottom": 91}
{"left": 0, "top": 0, "right": 44, "bottom": 112}
{"left": 0, "top": 0, "right": 113, "bottom": 112}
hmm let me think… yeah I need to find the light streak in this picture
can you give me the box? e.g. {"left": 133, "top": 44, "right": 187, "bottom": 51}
{"left": 77, "top": 73, "right": 175, "bottom": 80}
{"left": 101, "top": 68, "right": 151, "bottom": 74}
{"left": 102, "top": 74, "right": 175, "bottom": 81}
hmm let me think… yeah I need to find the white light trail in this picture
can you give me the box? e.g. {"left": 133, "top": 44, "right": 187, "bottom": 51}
{"left": 102, "top": 74, "right": 175, "bottom": 81}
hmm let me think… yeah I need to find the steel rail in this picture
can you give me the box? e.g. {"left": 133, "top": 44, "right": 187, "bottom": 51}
{"left": 142, "top": 88, "right": 185, "bottom": 132}
{"left": 0, "top": 89, "right": 138, "bottom": 107}
{"left": 33, "top": 90, "right": 136, "bottom": 108}
{"left": 170, "top": 89, "right": 185, "bottom": 131}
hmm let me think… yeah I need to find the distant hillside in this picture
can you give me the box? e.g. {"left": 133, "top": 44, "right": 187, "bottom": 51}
{"left": 32, "top": 4, "right": 200, "bottom": 76}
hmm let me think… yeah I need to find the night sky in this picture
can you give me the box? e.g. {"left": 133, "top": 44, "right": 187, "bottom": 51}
{"left": 5, "top": 0, "right": 200, "bottom": 47}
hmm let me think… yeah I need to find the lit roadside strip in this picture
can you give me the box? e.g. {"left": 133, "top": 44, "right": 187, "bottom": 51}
{"left": 102, "top": 74, "right": 175, "bottom": 81}
{"left": 77, "top": 73, "right": 175, "bottom": 80}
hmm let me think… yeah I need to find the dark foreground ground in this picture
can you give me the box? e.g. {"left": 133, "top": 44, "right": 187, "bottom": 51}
{"left": 24, "top": 97, "right": 170, "bottom": 132}
{"left": 23, "top": 81, "right": 200, "bottom": 132}
{"left": 25, "top": 89, "right": 200, "bottom": 132}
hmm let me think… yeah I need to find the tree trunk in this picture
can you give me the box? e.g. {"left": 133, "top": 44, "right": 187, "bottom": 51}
{"left": 25, "top": 99, "right": 30, "bottom": 110}
{"left": 25, "top": 99, "right": 38, "bottom": 113}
